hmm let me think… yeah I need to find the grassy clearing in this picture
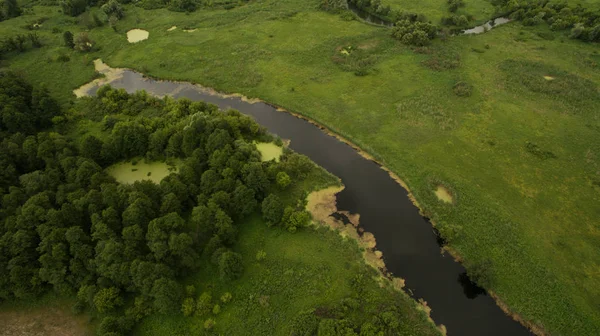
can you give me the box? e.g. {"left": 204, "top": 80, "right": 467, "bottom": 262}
{"left": 105, "top": 159, "right": 179, "bottom": 184}
{"left": 255, "top": 142, "right": 284, "bottom": 162}
{"left": 135, "top": 214, "right": 438, "bottom": 336}
{"left": 2, "top": 1, "right": 600, "bottom": 334}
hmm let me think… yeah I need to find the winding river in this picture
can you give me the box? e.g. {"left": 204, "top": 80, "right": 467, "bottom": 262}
{"left": 78, "top": 62, "right": 530, "bottom": 336}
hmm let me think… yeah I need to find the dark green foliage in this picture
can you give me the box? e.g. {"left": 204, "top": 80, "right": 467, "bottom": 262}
{"left": 496, "top": 0, "right": 600, "bottom": 43}
{"left": 391, "top": 20, "right": 437, "bottom": 46}
{"left": 218, "top": 251, "right": 244, "bottom": 280}
{"left": 525, "top": 142, "right": 557, "bottom": 160}
{"left": 102, "top": 0, "right": 125, "bottom": 19}
{"left": 0, "top": 84, "right": 322, "bottom": 332}
{"left": 466, "top": 259, "right": 495, "bottom": 288}
{"left": 447, "top": 0, "right": 465, "bottom": 13}
{"left": 0, "top": 71, "right": 60, "bottom": 135}
{"left": 60, "top": 0, "right": 88, "bottom": 17}
{"left": 319, "top": 0, "right": 346, "bottom": 13}
{"left": 2, "top": 0, "right": 21, "bottom": 19}
{"left": 291, "top": 310, "right": 320, "bottom": 336}
{"left": 168, "top": 0, "right": 196, "bottom": 12}
{"left": 261, "top": 194, "right": 284, "bottom": 226}
{"left": 452, "top": 81, "right": 472, "bottom": 97}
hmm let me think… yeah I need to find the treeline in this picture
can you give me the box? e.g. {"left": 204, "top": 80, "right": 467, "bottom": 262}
{"left": 0, "top": 0, "right": 21, "bottom": 22}
{"left": 496, "top": 0, "right": 600, "bottom": 42}
{"left": 0, "top": 77, "right": 315, "bottom": 335}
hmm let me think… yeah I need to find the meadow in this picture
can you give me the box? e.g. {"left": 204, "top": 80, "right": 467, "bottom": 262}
{"left": 1, "top": 0, "right": 600, "bottom": 334}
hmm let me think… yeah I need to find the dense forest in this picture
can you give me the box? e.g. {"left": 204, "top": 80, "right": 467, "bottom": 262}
{"left": 0, "top": 72, "right": 318, "bottom": 334}
{"left": 1, "top": 72, "right": 431, "bottom": 335}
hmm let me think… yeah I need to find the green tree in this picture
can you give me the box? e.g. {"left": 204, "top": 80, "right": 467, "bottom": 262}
{"left": 276, "top": 171, "right": 291, "bottom": 189}
{"left": 181, "top": 297, "right": 195, "bottom": 316}
{"left": 218, "top": 251, "right": 243, "bottom": 281}
{"left": 63, "top": 31, "right": 74, "bottom": 48}
{"left": 150, "top": 278, "right": 182, "bottom": 314}
{"left": 93, "top": 287, "right": 124, "bottom": 313}
{"left": 261, "top": 194, "right": 284, "bottom": 226}
{"left": 3, "top": 0, "right": 21, "bottom": 18}
{"left": 196, "top": 292, "right": 212, "bottom": 316}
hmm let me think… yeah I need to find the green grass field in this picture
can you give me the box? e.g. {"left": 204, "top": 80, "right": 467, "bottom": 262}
{"left": 134, "top": 215, "right": 438, "bottom": 335}
{"left": 2, "top": 0, "right": 600, "bottom": 334}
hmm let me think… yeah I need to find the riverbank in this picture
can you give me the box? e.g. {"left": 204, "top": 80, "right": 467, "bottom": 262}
{"left": 2, "top": 2, "right": 600, "bottom": 335}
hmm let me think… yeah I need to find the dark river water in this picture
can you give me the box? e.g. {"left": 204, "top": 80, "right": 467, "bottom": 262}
{"left": 85, "top": 70, "right": 531, "bottom": 336}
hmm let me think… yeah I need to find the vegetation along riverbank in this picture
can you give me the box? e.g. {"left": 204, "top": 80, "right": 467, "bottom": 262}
{"left": 1, "top": 0, "right": 600, "bottom": 334}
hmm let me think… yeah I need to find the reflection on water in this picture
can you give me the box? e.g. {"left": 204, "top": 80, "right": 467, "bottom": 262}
{"left": 458, "top": 272, "right": 487, "bottom": 299}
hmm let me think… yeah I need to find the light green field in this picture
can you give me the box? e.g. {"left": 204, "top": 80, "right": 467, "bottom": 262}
{"left": 106, "top": 159, "right": 178, "bottom": 184}
{"left": 2, "top": 1, "right": 600, "bottom": 334}
{"left": 255, "top": 142, "right": 283, "bottom": 162}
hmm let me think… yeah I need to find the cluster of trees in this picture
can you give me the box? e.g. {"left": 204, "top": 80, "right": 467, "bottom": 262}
{"left": 0, "top": 33, "right": 42, "bottom": 58}
{"left": 0, "top": 0, "right": 21, "bottom": 22}
{"left": 0, "top": 80, "right": 318, "bottom": 335}
{"left": 448, "top": 0, "right": 465, "bottom": 13}
{"left": 348, "top": 0, "right": 392, "bottom": 19}
{"left": 391, "top": 18, "right": 437, "bottom": 46}
{"left": 497, "top": 0, "right": 600, "bottom": 42}
{"left": 0, "top": 71, "right": 60, "bottom": 135}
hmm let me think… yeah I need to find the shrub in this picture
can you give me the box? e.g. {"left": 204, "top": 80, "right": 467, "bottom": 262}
{"left": 168, "top": 0, "right": 196, "bottom": 12}
{"left": 219, "top": 251, "right": 244, "bottom": 281}
{"left": 452, "top": 81, "right": 472, "bottom": 97}
{"left": 212, "top": 304, "right": 221, "bottom": 315}
{"left": 196, "top": 292, "right": 212, "bottom": 316}
{"left": 220, "top": 292, "right": 232, "bottom": 304}
{"left": 63, "top": 31, "right": 74, "bottom": 48}
{"left": 276, "top": 171, "right": 291, "bottom": 189}
{"left": 181, "top": 297, "right": 195, "bottom": 316}
{"left": 391, "top": 20, "right": 437, "bottom": 46}
{"left": 204, "top": 318, "right": 216, "bottom": 330}
{"left": 74, "top": 32, "right": 94, "bottom": 52}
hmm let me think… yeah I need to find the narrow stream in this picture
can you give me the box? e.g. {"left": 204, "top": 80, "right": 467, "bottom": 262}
{"left": 345, "top": 1, "right": 511, "bottom": 35}
{"left": 80, "top": 65, "right": 531, "bottom": 336}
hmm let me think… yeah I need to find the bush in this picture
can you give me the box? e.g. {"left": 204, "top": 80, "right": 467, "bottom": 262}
{"left": 204, "top": 318, "right": 216, "bottom": 330}
{"left": 63, "top": 31, "right": 74, "bottom": 48}
{"left": 168, "top": 0, "right": 196, "bottom": 12}
{"left": 181, "top": 297, "right": 195, "bottom": 316}
{"left": 276, "top": 171, "right": 291, "bottom": 189}
{"left": 218, "top": 251, "right": 244, "bottom": 281}
{"left": 74, "top": 32, "right": 94, "bottom": 52}
{"left": 196, "top": 292, "right": 212, "bottom": 316}
{"left": 452, "top": 81, "right": 472, "bottom": 97}
{"left": 220, "top": 292, "right": 232, "bottom": 304}
{"left": 391, "top": 20, "right": 437, "bottom": 46}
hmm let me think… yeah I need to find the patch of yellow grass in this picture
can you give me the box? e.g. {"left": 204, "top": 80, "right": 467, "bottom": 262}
{"left": 127, "top": 29, "right": 149, "bottom": 43}
{"left": 167, "top": 26, "right": 177, "bottom": 31}
{"left": 435, "top": 186, "right": 453, "bottom": 203}
{"left": 543, "top": 76, "right": 555, "bottom": 81}
{"left": 255, "top": 142, "right": 283, "bottom": 162}
{"left": 106, "top": 160, "right": 177, "bottom": 184}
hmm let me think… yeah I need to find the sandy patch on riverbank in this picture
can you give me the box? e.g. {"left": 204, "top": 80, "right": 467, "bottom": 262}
{"left": 73, "top": 59, "right": 127, "bottom": 98}
{"left": 127, "top": 29, "right": 149, "bottom": 43}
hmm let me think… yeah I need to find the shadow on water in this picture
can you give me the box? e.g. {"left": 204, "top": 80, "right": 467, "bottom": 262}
{"left": 80, "top": 67, "right": 532, "bottom": 336}
{"left": 458, "top": 272, "right": 487, "bottom": 299}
